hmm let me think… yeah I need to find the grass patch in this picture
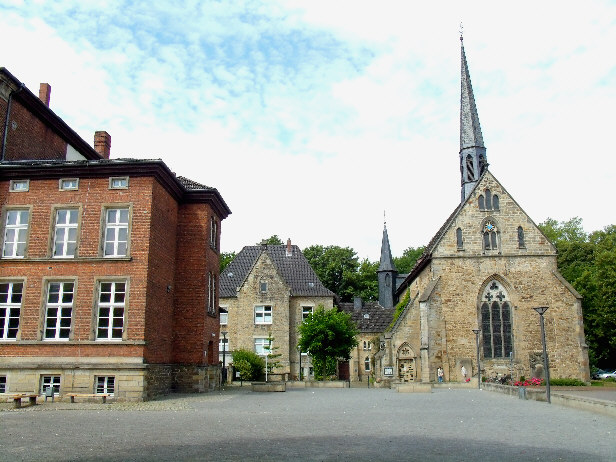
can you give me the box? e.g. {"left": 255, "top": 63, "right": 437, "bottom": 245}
{"left": 549, "top": 378, "right": 586, "bottom": 386}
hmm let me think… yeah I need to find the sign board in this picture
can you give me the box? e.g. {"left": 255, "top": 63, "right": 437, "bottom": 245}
{"left": 383, "top": 367, "right": 394, "bottom": 377}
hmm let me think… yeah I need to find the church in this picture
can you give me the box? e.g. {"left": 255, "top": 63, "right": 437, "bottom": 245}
{"left": 365, "top": 38, "right": 590, "bottom": 385}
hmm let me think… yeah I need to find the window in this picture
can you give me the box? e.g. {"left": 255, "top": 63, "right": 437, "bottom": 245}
{"left": 456, "top": 227, "right": 464, "bottom": 249}
{"left": 53, "top": 209, "right": 78, "bottom": 258}
{"left": 210, "top": 217, "right": 218, "bottom": 250}
{"left": 364, "top": 357, "right": 371, "bottom": 372}
{"left": 41, "top": 375, "right": 61, "bottom": 395}
{"left": 43, "top": 282, "right": 74, "bottom": 340}
{"left": 220, "top": 309, "right": 228, "bottom": 325}
{"left": 259, "top": 280, "right": 268, "bottom": 293}
{"left": 96, "top": 281, "right": 126, "bottom": 340}
{"left": 254, "top": 337, "right": 269, "bottom": 356}
{"left": 254, "top": 305, "right": 272, "bottom": 324}
{"left": 2, "top": 209, "right": 29, "bottom": 258}
{"left": 480, "top": 281, "right": 513, "bottom": 359}
{"left": 518, "top": 226, "right": 525, "bottom": 248}
{"left": 363, "top": 341, "right": 372, "bottom": 351}
{"left": 482, "top": 220, "right": 499, "bottom": 252}
{"left": 478, "top": 189, "right": 499, "bottom": 211}
{"left": 478, "top": 195, "right": 485, "bottom": 210}
{"left": 485, "top": 189, "right": 492, "bottom": 210}
{"left": 9, "top": 180, "right": 29, "bottom": 192}
{"left": 59, "top": 178, "right": 79, "bottom": 190}
{"left": 492, "top": 195, "right": 499, "bottom": 210}
{"left": 103, "top": 208, "right": 129, "bottom": 257}
{"left": 0, "top": 376, "right": 6, "bottom": 393}
{"left": 219, "top": 337, "right": 229, "bottom": 353}
{"left": 208, "top": 272, "right": 217, "bottom": 315}
{"left": 302, "top": 306, "right": 313, "bottom": 321}
{"left": 96, "top": 376, "right": 115, "bottom": 395}
{"left": 109, "top": 177, "right": 128, "bottom": 189}
{"left": 0, "top": 282, "right": 23, "bottom": 339}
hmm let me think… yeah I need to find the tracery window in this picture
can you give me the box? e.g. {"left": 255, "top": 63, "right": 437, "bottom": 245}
{"left": 482, "top": 220, "right": 499, "bottom": 251}
{"left": 480, "top": 281, "right": 512, "bottom": 358}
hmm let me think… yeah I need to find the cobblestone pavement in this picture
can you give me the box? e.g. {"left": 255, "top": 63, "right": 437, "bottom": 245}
{"left": 1, "top": 387, "right": 614, "bottom": 461}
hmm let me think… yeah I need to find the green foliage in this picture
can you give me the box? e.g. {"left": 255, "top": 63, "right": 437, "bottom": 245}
{"left": 258, "top": 235, "right": 283, "bottom": 245}
{"left": 312, "top": 356, "right": 338, "bottom": 380}
{"left": 538, "top": 219, "right": 616, "bottom": 369}
{"left": 220, "top": 251, "right": 236, "bottom": 272}
{"left": 549, "top": 378, "right": 586, "bottom": 386}
{"left": 231, "top": 349, "right": 265, "bottom": 381}
{"left": 303, "top": 245, "right": 359, "bottom": 302}
{"left": 393, "top": 246, "right": 425, "bottom": 274}
{"left": 389, "top": 289, "right": 411, "bottom": 329}
{"left": 298, "top": 306, "right": 359, "bottom": 379}
{"left": 344, "top": 259, "right": 379, "bottom": 301}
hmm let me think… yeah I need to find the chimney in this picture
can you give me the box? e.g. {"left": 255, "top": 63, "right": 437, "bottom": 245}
{"left": 39, "top": 83, "right": 51, "bottom": 106}
{"left": 286, "top": 238, "right": 292, "bottom": 257}
{"left": 94, "top": 131, "right": 111, "bottom": 159}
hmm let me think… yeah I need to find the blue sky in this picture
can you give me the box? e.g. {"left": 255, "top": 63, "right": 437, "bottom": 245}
{"left": 2, "top": 0, "right": 615, "bottom": 260}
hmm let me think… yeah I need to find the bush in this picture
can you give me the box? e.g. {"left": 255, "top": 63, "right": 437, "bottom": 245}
{"left": 549, "top": 378, "right": 586, "bottom": 386}
{"left": 232, "top": 349, "right": 265, "bottom": 381}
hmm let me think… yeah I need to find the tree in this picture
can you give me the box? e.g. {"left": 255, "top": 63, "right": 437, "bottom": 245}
{"left": 258, "top": 235, "right": 283, "bottom": 245}
{"left": 303, "top": 245, "right": 359, "bottom": 301}
{"left": 220, "top": 251, "right": 236, "bottom": 272}
{"left": 538, "top": 219, "right": 616, "bottom": 369}
{"left": 231, "top": 349, "right": 265, "bottom": 381}
{"left": 393, "top": 246, "right": 425, "bottom": 274}
{"left": 297, "top": 306, "right": 358, "bottom": 379}
{"left": 263, "top": 332, "right": 282, "bottom": 376}
{"left": 345, "top": 259, "right": 379, "bottom": 301}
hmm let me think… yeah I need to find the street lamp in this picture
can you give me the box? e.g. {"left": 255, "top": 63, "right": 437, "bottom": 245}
{"left": 533, "top": 306, "right": 551, "bottom": 404}
{"left": 221, "top": 331, "right": 228, "bottom": 385}
{"left": 297, "top": 345, "right": 302, "bottom": 381}
{"left": 472, "top": 328, "right": 481, "bottom": 390}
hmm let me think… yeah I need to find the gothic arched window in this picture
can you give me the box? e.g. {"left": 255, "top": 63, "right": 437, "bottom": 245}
{"left": 482, "top": 220, "right": 499, "bottom": 251}
{"left": 478, "top": 195, "right": 485, "bottom": 210}
{"left": 466, "top": 155, "right": 475, "bottom": 181}
{"left": 517, "top": 226, "right": 525, "bottom": 248}
{"left": 456, "top": 227, "right": 464, "bottom": 249}
{"left": 478, "top": 154, "right": 487, "bottom": 175}
{"left": 492, "top": 195, "right": 499, "bottom": 210}
{"left": 385, "top": 273, "right": 391, "bottom": 287}
{"left": 480, "top": 280, "right": 513, "bottom": 358}
{"left": 364, "top": 357, "right": 371, "bottom": 372}
{"left": 485, "top": 189, "right": 492, "bottom": 210}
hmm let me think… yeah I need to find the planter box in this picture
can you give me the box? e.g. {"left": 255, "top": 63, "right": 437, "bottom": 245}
{"left": 251, "top": 382, "right": 286, "bottom": 392}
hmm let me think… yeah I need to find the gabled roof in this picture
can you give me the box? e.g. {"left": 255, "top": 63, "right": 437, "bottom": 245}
{"left": 338, "top": 301, "right": 395, "bottom": 333}
{"left": 219, "top": 244, "right": 334, "bottom": 298}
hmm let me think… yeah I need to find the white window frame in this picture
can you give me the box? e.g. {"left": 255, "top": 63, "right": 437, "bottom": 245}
{"left": 2, "top": 209, "right": 29, "bottom": 258}
{"left": 364, "top": 357, "right": 371, "bottom": 372}
{"left": 210, "top": 216, "right": 218, "bottom": 250}
{"left": 96, "top": 376, "right": 115, "bottom": 395}
{"left": 109, "top": 177, "right": 129, "bottom": 189}
{"left": 96, "top": 281, "right": 126, "bottom": 340}
{"left": 208, "top": 272, "right": 216, "bottom": 315}
{"left": 0, "top": 281, "right": 23, "bottom": 339}
{"left": 219, "top": 309, "right": 228, "bottom": 325}
{"left": 302, "top": 306, "right": 313, "bottom": 321}
{"left": 41, "top": 375, "right": 61, "bottom": 395}
{"left": 254, "top": 305, "right": 272, "bottom": 324}
{"left": 59, "top": 178, "right": 79, "bottom": 191}
{"left": 103, "top": 207, "right": 129, "bottom": 257}
{"left": 254, "top": 337, "right": 269, "bottom": 356}
{"left": 52, "top": 208, "right": 79, "bottom": 258}
{"left": 43, "top": 281, "right": 74, "bottom": 340}
{"left": 9, "top": 179, "right": 29, "bottom": 192}
{"left": 219, "top": 337, "right": 229, "bottom": 353}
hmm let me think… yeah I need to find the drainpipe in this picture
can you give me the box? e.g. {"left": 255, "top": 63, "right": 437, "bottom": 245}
{"left": 1, "top": 83, "right": 25, "bottom": 160}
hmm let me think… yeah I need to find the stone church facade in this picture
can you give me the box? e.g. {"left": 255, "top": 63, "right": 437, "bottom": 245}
{"left": 371, "top": 39, "right": 590, "bottom": 385}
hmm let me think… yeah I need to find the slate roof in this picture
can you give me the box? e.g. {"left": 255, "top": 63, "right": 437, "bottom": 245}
{"left": 219, "top": 244, "right": 335, "bottom": 298}
{"left": 338, "top": 301, "right": 395, "bottom": 333}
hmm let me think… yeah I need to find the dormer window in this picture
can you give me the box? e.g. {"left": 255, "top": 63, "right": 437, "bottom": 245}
{"left": 109, "top": 177, "right": 128, "bottom": 189}
{"left": 9, "top": 180, "right": 29, "bottom": 192}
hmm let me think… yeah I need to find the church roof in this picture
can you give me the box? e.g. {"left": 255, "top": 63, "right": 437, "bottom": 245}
{"left": 378, "top": 224, "right": 396, "bottom": 272}
{"left": 219, "top": 244, "right": 334, "bottom": 298}
{"left": 338, "top": 301, "right": 395, "bottom": 333}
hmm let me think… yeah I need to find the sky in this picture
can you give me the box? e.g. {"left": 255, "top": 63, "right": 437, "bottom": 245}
{"left": 1, "top": 0, "right": 614, "bottom": 261}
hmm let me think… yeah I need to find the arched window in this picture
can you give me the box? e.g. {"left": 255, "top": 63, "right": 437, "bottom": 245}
{"left": 466, "top": 155, "right": 475, "bottom": 181}
{"left": 480, "top": 280, "right": 513, "bottom": 358}
{"left": 456, "top": 227, "right": 464, "bottom": 249}
{"left": 385, "top": 273, "right": 391, "bottom": 287}
{"left": 482, "top": 220, "right": 499, "bottom": 251}
{"left": 492, "top": 195, "right": 499, "bottom": 210}
{"left": 478, "top": 154, "right": 487, "bottom": 175}
{"left": 364, "top": 357, "right": 371, "bottom": 372}
{"left": 363, "top": 340, "right": 367, "bottom": 350}
{"left": 517, "top": 226, "right": 525, "bottom": 248}
{"left": 485, "top": 189, "right": 492, "bottom": 210}
{"left": 478, "top": 195, "right": 485, "bottom": 210}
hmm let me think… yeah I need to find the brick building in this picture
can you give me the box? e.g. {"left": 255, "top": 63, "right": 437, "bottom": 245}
{"left": 219, "top": 240, "right": 334, "bottom": 381}
{"left": 370, "top": 40, "right": 590, "bottom": 385}
{"left": 0, "top": 67, "right": 231, "bottom": 400}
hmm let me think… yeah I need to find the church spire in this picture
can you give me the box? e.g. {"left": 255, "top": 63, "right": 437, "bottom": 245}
{"left": 378, "top": 219, "right": 397, "bottom": 308}
{"left": 459, "top": 34, "right": 488, "bottom": 202}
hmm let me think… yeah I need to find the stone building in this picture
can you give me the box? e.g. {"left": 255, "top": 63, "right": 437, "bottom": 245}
{"left": 371, "top": 39, "right": 590, "bottom": 385}
{"left": 219, "top": 240, "right": 334, "bottom": 380}
{"left": 0, "top": 68, "right": 231, "bottom": 401}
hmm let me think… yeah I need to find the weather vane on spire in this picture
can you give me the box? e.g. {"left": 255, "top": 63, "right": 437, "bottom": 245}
{"left": 459, "top": 22, "right": 464, "bottom": 41}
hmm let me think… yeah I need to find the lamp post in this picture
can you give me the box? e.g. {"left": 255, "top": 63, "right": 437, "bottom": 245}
{"left": 533, "top": 306, "right": 551, "bottom": 404}
{"left": 297, "top": 345, "right": 303, "bottom": 381}
{"left": 472, "top": 328, "right": 481, "bottom": 390}
{"left": 221, "top": 331, "right": 228, "bottom": 385}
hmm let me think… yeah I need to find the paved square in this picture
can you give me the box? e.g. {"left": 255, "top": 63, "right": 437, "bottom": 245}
{"left": 1, "top": 387, "right": 614, "bottom": 461}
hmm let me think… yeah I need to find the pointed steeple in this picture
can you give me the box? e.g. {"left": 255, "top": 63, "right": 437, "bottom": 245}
{"left": 459, "top": 35, "right": 488, "bottom": 202}
{"left": 377, "top": 219, "right": 397, "bottom": 308}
